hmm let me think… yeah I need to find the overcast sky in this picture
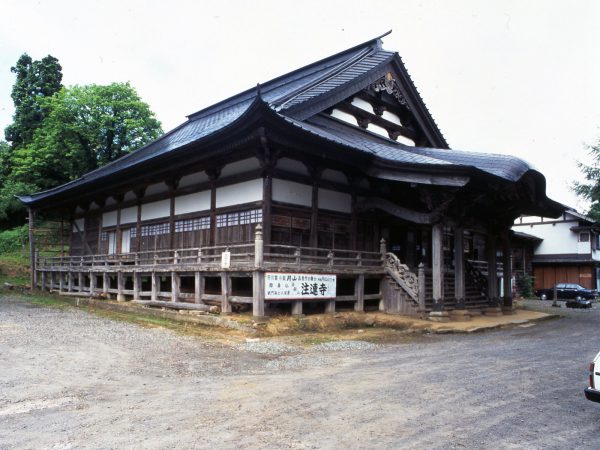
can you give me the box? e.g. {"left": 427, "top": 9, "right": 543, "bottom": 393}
{"left": 1, "top": 0, "right": 599, "bottom": 212}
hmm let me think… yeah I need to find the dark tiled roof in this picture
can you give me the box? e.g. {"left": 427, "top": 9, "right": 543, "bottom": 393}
{"left": 20, "top": 32, "right": 552, "bottom": 209}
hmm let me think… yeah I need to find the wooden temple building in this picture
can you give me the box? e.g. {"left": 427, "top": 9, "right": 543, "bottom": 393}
{"left": 20, "top": 33, "right": 563, "bottom": 320}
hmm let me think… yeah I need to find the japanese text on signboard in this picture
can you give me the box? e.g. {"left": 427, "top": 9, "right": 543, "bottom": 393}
{"left": 265, "top": 273, "right": 337, "bottom": 299}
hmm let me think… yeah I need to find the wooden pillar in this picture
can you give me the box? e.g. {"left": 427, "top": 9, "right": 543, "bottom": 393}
{"left": 454, "top": 227, "right": 465, "bottom": 309}
{"left": 28, "top": 208, "right": 37, "bottom": 289}
{"left": 252, "top": 225, "right": 265, "bottom": 317}
{"left": 309, "top": 169, "right": 320, "bottom": 248}
{"left": 252, "top": 271, "right": 265, "bottom": 318}
{"left": 208, "top": 169, "right": 219, "bottom": 246}
{"left": 102, "top": 272, "right": 109, "bottom": 297}
{"left": 68, "top": 272, "right": 74, "bottom": 292}
{"left": 487, "top": 234, "right": 498, "bottom": 305}
{"left": 90, "top": 272, "right": 96, "bottom": 297}
{"left": 502, "top": 231, "right": 513, "bottom": 312}
{"left": 117, "top": 271, "right": 125, "bottom": 301}
{"left": 194, "top": 272, "right": 204, "bottom": 304}
{"left": 59, "top": 272, "right": 64, "bottom": 292}
{"left": 133, "top": 272, "right": 140, "bottom": 301}
{"left": 136, "top": 198, "right": 142, "bottom": 253}
{"left": 40, "top": 271, "right": 46, "bottom": 292}
{"left": 350, "top": 191, "right": 358, "bottom": 250}
{"left": 262, "top": 175, "right": 272, "bottom": 246}
{"left": 221, "top": 272, "right": 231, "bottom": 314}
{"left": 171, "top": 271, "right": 179, "bottom": 302}
{"left": 354, "top": 274, "right": 365, "bottom": 312}
{"left": 325, "top": 299, "right": 336, "bottom": 314}
{"left": 151, "top": 272, "right": 158, "bottom": 301}
{"left": 78, "top": 272, "right": 84, "bottom": 292}
{"left": 431, "top": 223, "right": 443, "bottom": 310}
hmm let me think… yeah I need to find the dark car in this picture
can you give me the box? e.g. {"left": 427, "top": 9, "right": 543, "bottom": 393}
{"left": 565, "top": 298, "right": 593, "bottom": 308}
{"left": 535, "top": 283, "right": 598, "bottom": 301}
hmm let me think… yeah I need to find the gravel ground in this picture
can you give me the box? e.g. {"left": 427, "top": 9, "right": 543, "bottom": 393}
{"left": 2, "top": 294, "right": 600, "bottom": 449}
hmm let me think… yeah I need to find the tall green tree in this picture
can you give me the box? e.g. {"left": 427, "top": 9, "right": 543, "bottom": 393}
{"left": 4, "top": 53, "right": 63, "bottom": 149}
{"left": 10, "top": 82, "right": 163, "bottom": 190}
{"left": 575, "top": 139, "right": 600, "bottom": 221}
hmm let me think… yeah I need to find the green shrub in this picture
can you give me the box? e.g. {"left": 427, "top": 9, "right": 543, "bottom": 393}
{"left": 0, "top": 225, "right": 29, "bottom": 254}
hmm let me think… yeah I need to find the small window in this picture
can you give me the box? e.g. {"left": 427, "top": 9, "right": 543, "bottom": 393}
{"left": 579, "top": 232, "right": 590, "bottom": 242}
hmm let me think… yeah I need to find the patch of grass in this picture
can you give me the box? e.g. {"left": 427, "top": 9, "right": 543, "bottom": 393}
{"left": 17, "top": 293, "right": 68, "bottom": 309}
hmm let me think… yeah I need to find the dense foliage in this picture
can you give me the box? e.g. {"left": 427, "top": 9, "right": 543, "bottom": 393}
{"left": 4, "top": 54, "right": 63, "bottom": 150}
{"left": 0, "top": 53, "right": 163, "bottom": 229}
{"left": 575, "top": 140, "right": 600, "bottom": 221}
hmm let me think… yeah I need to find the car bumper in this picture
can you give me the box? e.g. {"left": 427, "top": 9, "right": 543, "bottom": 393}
{"left": 585, "top": 387, "right": 600, "bottom": 403}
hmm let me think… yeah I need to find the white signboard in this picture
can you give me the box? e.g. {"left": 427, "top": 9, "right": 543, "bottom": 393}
{"left": 221, "top": 251, "right": 231, "bottom": 269}
{"left": 265, "top": 273, "right": 337, "bottom": 300}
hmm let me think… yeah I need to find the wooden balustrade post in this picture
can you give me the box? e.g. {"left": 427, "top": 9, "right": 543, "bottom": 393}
{"left": 254, "top": 225, "right": 263, "bottom": 268}
{"left": 356, "top": 252, "right": 362, "bottom": 267}
{"left": 294, "top": 248, "right": 301, "bottom": 265}
{"left": 380, "top": 238, "right": 387, "bottom": 258}
{"left": 197, "top": 248, "right": 202, "bottom": 264}
{"left": 418, "top": 263, "right": 426, "bottom": 317}
{"left": 327, "top": 251, "right": 334, "bottom": 267}
{"left": 174, "top": 251, "right": 179, "bottom": 265}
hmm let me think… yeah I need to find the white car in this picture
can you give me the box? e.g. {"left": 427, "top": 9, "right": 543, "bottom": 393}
{"left": 586, "top": 351, "right": 600, "bottom": 403}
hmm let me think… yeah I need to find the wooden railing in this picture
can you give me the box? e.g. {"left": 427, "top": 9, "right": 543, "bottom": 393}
{"left": 36, "top": 243, "right": 382, "bottom": 271}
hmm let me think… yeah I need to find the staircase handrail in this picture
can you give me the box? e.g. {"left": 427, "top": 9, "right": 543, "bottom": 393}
{"left": 383, "top": 253, "right": 419, "bottom": 303}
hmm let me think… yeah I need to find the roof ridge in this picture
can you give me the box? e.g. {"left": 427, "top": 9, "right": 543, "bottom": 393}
{"left": 186, "top": 32, "right": 390, "bottom": 122}
{"left": 273, "top": 45, "right": 380, "bottom": 111}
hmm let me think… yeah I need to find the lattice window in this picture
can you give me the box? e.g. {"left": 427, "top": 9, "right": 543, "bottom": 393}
{"left": 130, "top": 227, "right": 137, "bottom": 238}
{"left": 140, "top": 222, "right": 171, "bottom": 236}
{"left": 217, "top": 209, "right": 262, "bottom": 228}
{"left": 175, "top": 216, "right": 210, "bottom": 232}
{"left": 100, "top": 232, "right": 107, "bottom": 241}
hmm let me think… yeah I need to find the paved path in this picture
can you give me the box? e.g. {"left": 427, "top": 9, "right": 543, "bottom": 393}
{"left": 1, "top": 295, "right": 599, "bottom": 449}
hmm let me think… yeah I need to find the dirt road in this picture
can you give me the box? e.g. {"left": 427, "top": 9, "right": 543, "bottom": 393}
{"left": 1, "top": 295, "right": 599, "bottom": 449}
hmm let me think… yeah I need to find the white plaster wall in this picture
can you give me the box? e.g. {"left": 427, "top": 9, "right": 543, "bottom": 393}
{"left": 351, "top": 97, "right": 374, "bottom": 114}
{"left": 120, "top": 206, "right": 138, "bottom": 224}
{"left": 124, "top": 191, "right": 136, "bottom": 202}
{"left": 318, "top": 188, "right": 352, "bottom": 213}
{"left": 516, "top": 215, "right": 543, "bottom": 224}
{"left": 276, "top": 158, "right": 309, "bottom": 176}
{"left": 89, "top": 202, "right": 100, "bottom": 210}
{"left": 216, "top": 179, "right": 263, "bottom": 208}
{"left": 272, "top": 178, "right": 312, "bottom": 207}
{"left": 382, "top": 110, "right": 402, "bottom": 126}
{"left": 578, "top": 240, "right": 591, "bottom": 254}
{"left": 72, "top": 218, "right": 85, "bottom": 232}
{"left": 322, "top": 169, "right": 348, "bottom": 185}
{"left": 105, "top": 196, "right": 117, "bottom": 206}
{"left": 330, "top": 108, "right": 358, "bottom": 126}
{"left": 75, "top": 206, "right": 84, "bottom": 214}
{"left": 102, "top": 210, "right": 118, "bottom": 227}
{"left": 175, "top": 190, "right": 211, "bottom": 215}
{"left": 141, "top": 199, "right": 170, "bottom": 220}
{"left": 367, "top": 123, "right": 390, "bottom": 139}
{"left": 179, "top": 171, "right": 209, "bottom": 188}
{"left": 220, "top": 157, "right": 261, "bottom": 178}
{"left": 395, "top": 135, "right": 415, "bottom": 146}
{"left": 146, "top": 182, "right": 169, "bottom": 196}
{"left": 516, "top": 221, "right": 579, "bottom": 255}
